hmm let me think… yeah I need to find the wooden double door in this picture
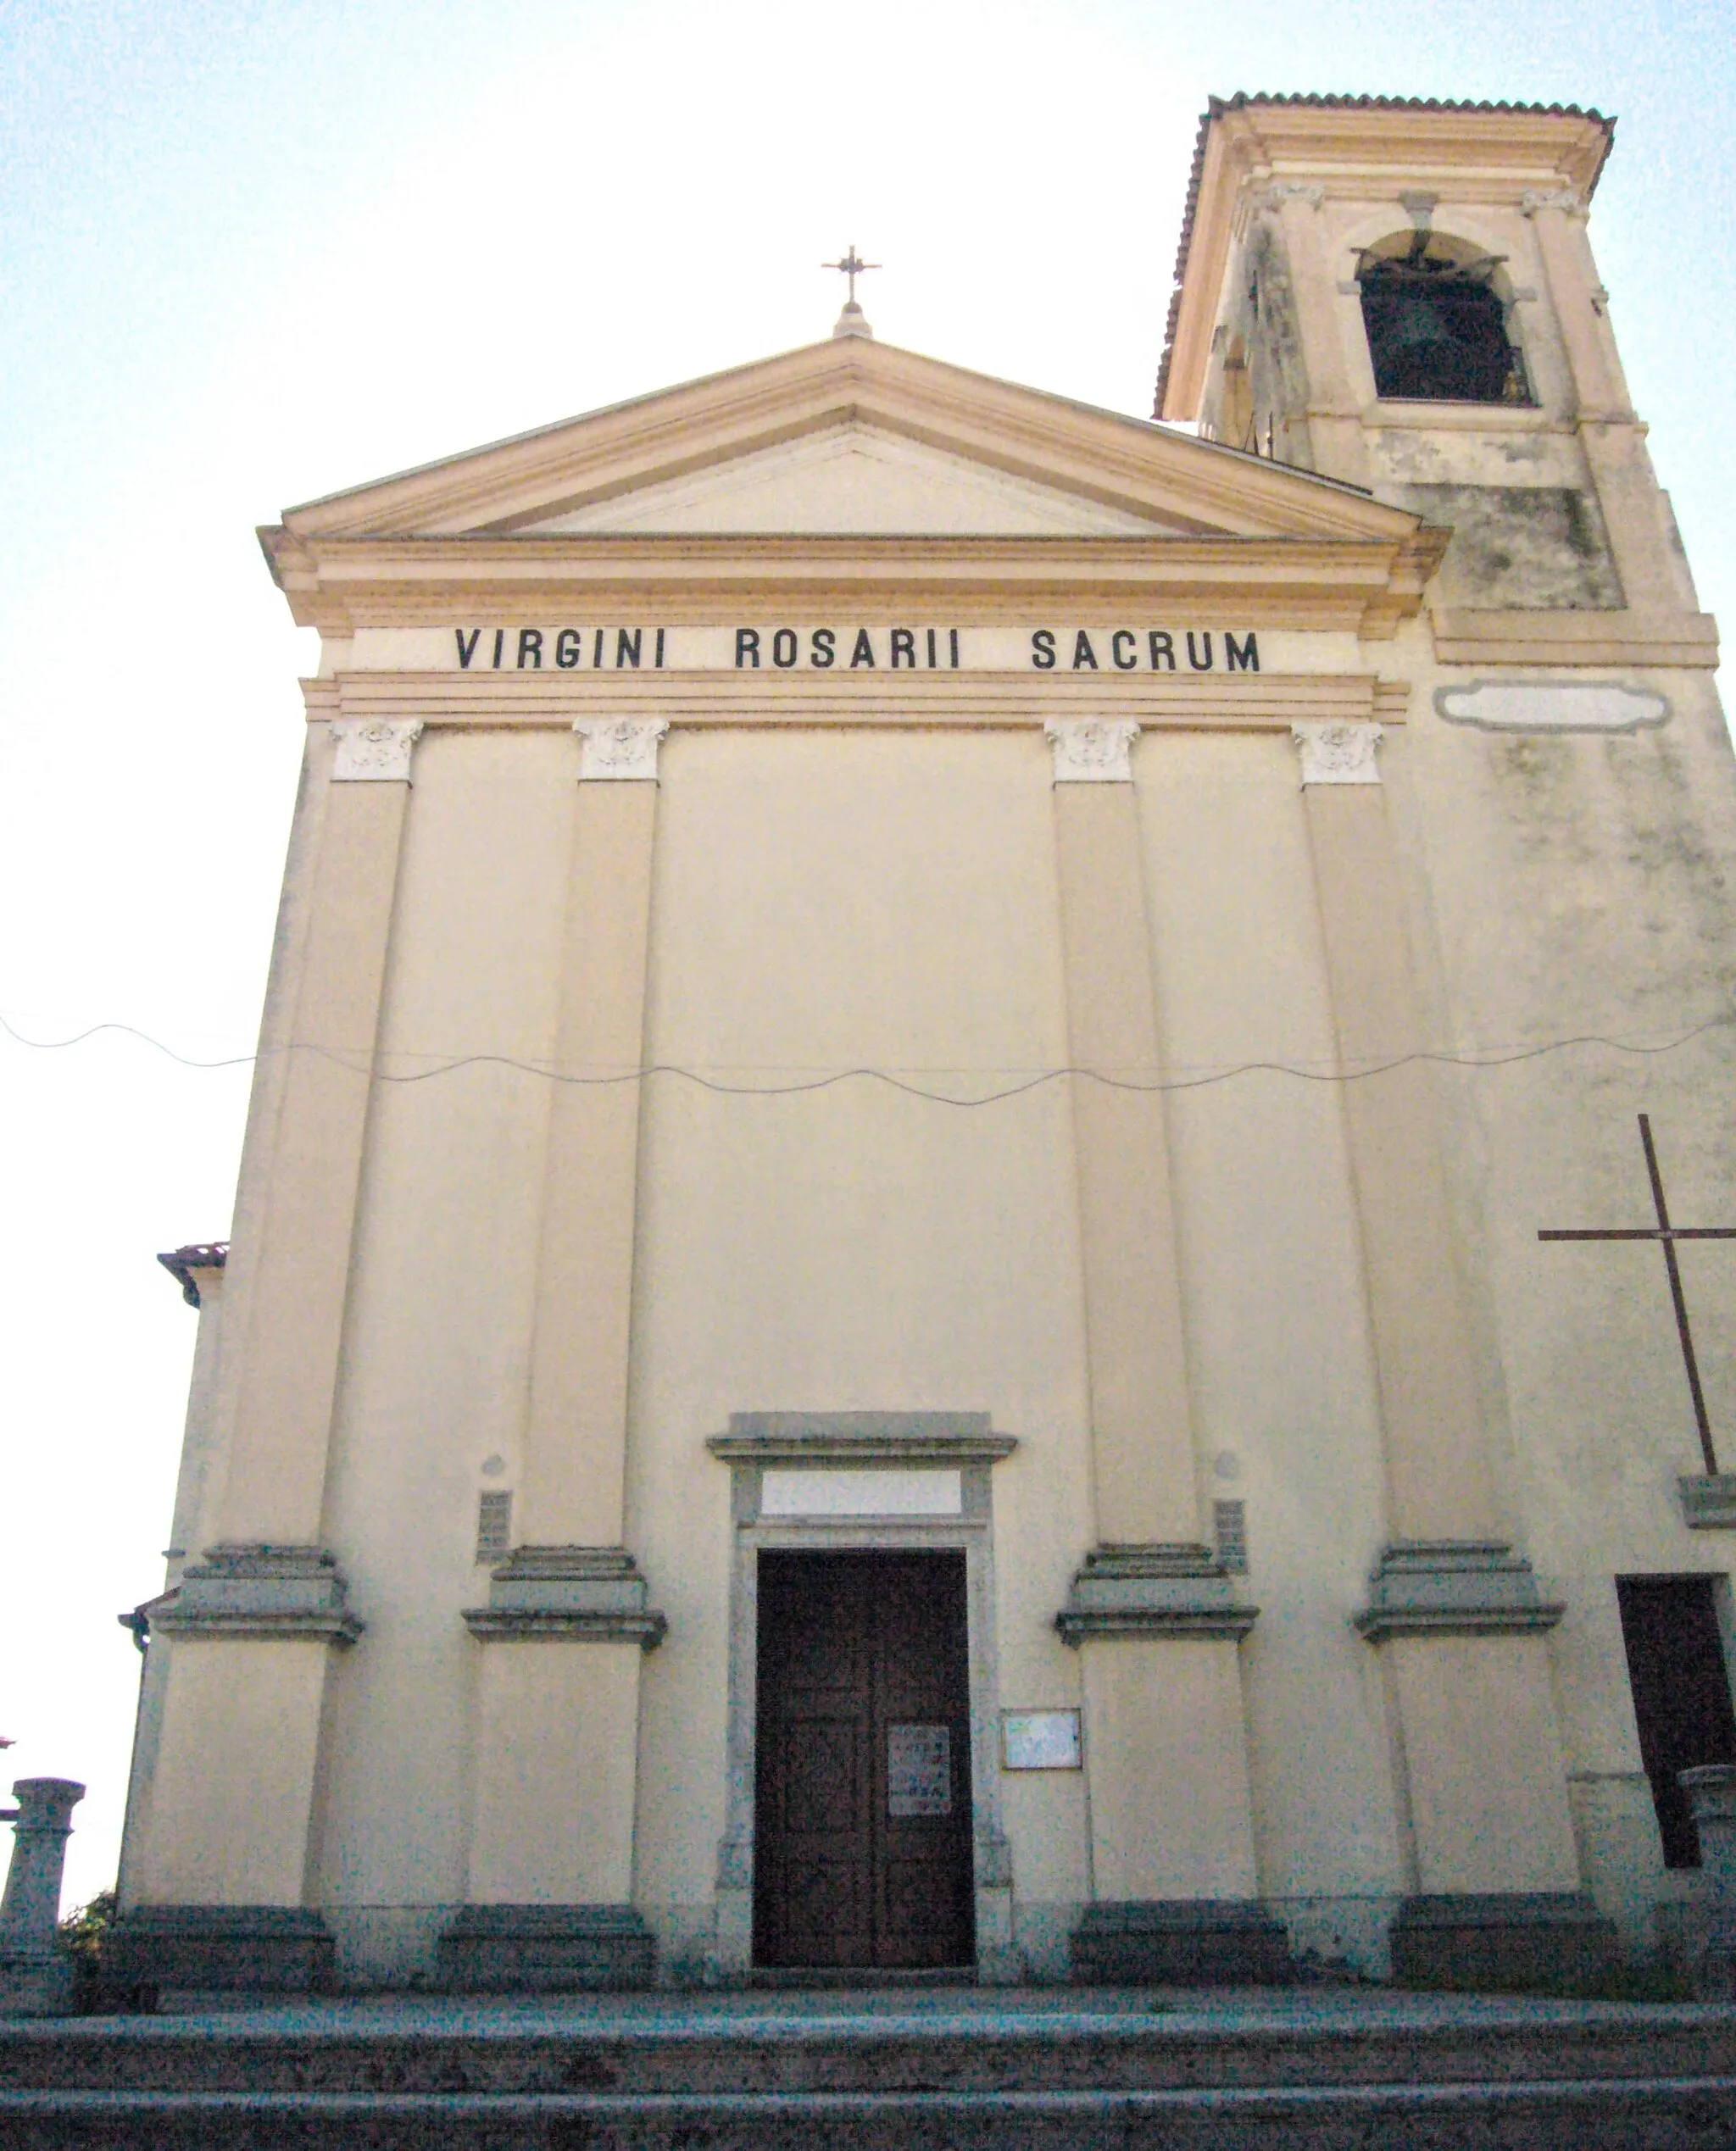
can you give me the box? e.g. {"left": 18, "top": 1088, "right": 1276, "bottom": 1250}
{"left": 754, "top": 1549, "right": 976, "bottom": 1970}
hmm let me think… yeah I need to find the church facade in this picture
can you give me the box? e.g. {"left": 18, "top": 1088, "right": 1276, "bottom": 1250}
{"left": 115, "top": 96, "right": 1736, "bottom": 1993}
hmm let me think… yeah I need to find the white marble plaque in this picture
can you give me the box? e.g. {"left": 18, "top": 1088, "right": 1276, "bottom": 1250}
{"left": 1001, "top": 1710, "right": 1082, "bottom": 1770}
{"left": 759, "top": 1468, "right": 962, "bottom": 1518}
{"left": 887, "top": 1723, "right": 952, "bottom": 1815}
{"left": 1434, "top": 681, "right": 1668, "bottom": 733}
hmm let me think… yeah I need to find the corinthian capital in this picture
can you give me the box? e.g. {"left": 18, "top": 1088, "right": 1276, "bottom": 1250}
{"left": 574, "top": 718, "right": 670, "bottom": 781}
{"left": 331, "top": 718, "right": 423, "bottom": 783}
{"left": 1291, "top": 721, "right": 1383, "bottom": 786}
{"left": 1045, "top": 719, "right": 1139, "bottom": 784}
{"left": 1520, "top": 187, "right": 1586, "bottom": 218}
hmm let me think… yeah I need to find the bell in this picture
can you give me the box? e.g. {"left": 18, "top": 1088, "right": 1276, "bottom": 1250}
{"left": 1387, "top": 293, "right": 1454, "bottom": 353}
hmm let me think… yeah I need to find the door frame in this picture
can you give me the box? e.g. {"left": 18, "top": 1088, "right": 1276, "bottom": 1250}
{"left": 705, "top": 1412, "right": 1019, "bottom": 1983}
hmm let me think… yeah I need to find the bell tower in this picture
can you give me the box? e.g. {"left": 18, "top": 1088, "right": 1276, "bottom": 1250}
{"left": 1158, "top": 95, "right": 1711, "bottom": 656}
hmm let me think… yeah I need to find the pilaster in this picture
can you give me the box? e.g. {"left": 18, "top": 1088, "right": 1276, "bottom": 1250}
{"left": 114, "top": 717, "right": 420, "bottom": 1991}
{"left": 118, "top": 1249, "right": 229, "bottom": 1915}
{"left": 1295, "top": 721, "right": 1614, "bottom": 1984}
{"left": 1264, "top": 186, "right": 1372, "bottom": 489}
{"left": 221, "top": 716, "right": 422, "bottom": 1541}
{"left": 518, "top": 718, "right": 665, "bottom": 1549}
{"left": 455, "top": 716, "right": 668, "bottom": 1990}
{"left": 1523, "top": 192, "right": 1694, "bottom": 614}
{"left": 1046, "top": 719, "right": 1197, "bottom": 1546}
{"left": 1047, "top": 719, "right": 1271, "bottom": 1982}
{"left": 1294, "top": 721, "right": 1498, "bottom": 1547}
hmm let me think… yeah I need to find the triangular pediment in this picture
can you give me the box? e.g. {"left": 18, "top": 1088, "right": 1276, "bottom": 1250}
{"left": 520, "top": 422, "right": 1171, "bottom": 537}
{"left": 275, "top": 337, "right": 1421, "bottom": 549}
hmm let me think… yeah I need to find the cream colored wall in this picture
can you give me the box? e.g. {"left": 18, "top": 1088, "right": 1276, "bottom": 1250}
{"left": 311, "top": 727, "right": 573, "bottom": 1922}
{"left": 1383, "top": 635, "right": 1736, "bottom": 1787}
{"left": 625, "top": 725, "right": 1096, "bottom": 1939}
{"left": 1135, "top": 731, "right": 1407, "bottom": 1907}
{"left": 198, "top": 681, "right": 1736, "bottom": 1972}
{"left": 1195, "top": 155, "right": 1736, "bottom": 1935}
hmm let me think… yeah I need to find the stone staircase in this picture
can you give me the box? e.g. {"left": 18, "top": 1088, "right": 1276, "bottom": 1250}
{"left": 4, "top": 1986, "right": 1736, "bottom": 2148}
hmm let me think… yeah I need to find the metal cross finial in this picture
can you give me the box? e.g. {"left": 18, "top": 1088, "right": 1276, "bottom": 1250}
{"left": 1539, "top": 1114, "right": 1736, "bottom": 1475}
{"left": 823, "top": 246, "right": 880, "bottom": 305}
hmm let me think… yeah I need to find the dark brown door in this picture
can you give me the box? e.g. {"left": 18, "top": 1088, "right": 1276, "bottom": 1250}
{"left": 1617, "top": 1575, "right": 1736, "bottom": 1867}
{"left": 754, "top": 1549, "right": 975, "bottom": 1969}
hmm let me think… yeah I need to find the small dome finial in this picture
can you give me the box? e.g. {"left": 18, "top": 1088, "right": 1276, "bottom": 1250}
{"left": 822, "top": 245, "right": 879, "bottom": 339}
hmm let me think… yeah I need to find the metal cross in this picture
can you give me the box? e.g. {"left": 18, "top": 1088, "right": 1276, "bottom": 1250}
{"left": 1539, "top": 1114, "right": 1736, "bottom": 1475}
{"left": 822, "top": 246, "right": 880, "bottom": 305}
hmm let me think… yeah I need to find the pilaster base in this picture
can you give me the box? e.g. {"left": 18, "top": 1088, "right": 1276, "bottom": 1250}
{"left": 149, "top": 1544, "right": 364, "bottom": 1645}
{"left": 1353, "top": 1541, "right": 1561, "bottom": 1641}
{"left": 1389, "top": 1892, "right": 1621, "bottom": 1991}
{"left": 1070, "top": 1899, "right": 1293, "bottom": 1985}
{"left": 104, "top": 1906, "right": 336, "bottom": 1993}
{"left": 1679, "top": 1476, "right": 1736, "bottom": 1529}
{"left": 463, "top": 1547, "right": 666, "bottom": 1647}
{"left": 1056, "top": 1544, "right": 1257, "bottom": 1642}
{"left": 436, "top": 1904, "right": 655, "bottom": 1992}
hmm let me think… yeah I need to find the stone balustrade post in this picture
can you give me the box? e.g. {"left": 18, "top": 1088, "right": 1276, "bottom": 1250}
{"left": 0, "top": 1778, "right": 84, "bottom": 2016}
{"left": 1681, "top": 1765, "right": 1736, "bottom": 1999}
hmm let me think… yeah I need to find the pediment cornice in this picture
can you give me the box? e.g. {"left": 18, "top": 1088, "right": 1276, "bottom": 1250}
{"left": 263, "top": 337, "right": 1440, "bottom": 637}
{"left": 261, "top": 526, "right": 1447, "bottom": 639}
{"left": 267, "top": 339, "right": 1421, "bottom": 544}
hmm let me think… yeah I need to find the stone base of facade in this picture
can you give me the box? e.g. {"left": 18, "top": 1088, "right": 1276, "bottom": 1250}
{"left": 1070, "top": 1899, "right": 1294, "bottom": 1985}
{"left": 1389, "top": 1891, "right": 1622, "bottom": 1991}
{"left": 0, "top": 1947, "right": 75, "bottom": 2017}
{"left": 104, "top": 1906, "right": 337, "bottom": 1993}
{"left": 436, "top": 1904, "right": 656, "bottom": 1992}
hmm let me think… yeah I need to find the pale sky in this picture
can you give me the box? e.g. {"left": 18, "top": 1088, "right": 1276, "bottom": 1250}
{"left": 3, "top": 0, "right": 1731, "bottom": 1914}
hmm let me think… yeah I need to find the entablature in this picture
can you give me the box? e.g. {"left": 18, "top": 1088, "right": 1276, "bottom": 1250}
{"left": 301, "top": 666, "right": 1410, "bottom": 733}
{"left": 262, "top": 529, "right": 1448, "bottom": 642}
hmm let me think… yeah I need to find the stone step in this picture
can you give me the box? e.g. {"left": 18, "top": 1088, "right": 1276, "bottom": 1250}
{"left": 5, "top": 1993, "right": 1736, "bottom": 2148}
{"left": 3, "top": 2077, "right": 1736, "bottom": 2148}
{"left": 5, "top": 2001, "right": 1736, "bottom": 2093}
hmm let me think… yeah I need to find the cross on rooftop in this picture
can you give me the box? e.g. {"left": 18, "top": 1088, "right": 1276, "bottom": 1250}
{"left": 1539, "top": 1114, "right": 1736, "bottom": 1475}
{"left": 823, "top": 246, "right": 880, "bottom": 305}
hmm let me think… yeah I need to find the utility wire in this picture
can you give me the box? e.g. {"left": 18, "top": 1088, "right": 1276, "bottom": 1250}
{"left": 3, "top": 1009, "right": 1733, "bottom": 1108}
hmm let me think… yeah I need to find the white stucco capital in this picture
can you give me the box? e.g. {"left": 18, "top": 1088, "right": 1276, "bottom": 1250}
{"left": 1045, "top": 719, "right": 1139, "bottom": 784}
{"left": 1252, "top": 180, "right": 1326, "bottom": 213}
{"left": 574, "top": 717, "right": 670, "bottom": 781}
{"left": 1291, "top": 721, "right": 1383, "bottom": 786}
{"left": 1520, "top": 186, "right": 1586, "bottom": 219}
{"left": 331, "top": 718, "right": 423, "bottom": 783}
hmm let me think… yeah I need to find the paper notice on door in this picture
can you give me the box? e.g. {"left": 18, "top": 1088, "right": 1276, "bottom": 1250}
{"left": 887, "top": 1723, "right": 952, "bottom": 1816}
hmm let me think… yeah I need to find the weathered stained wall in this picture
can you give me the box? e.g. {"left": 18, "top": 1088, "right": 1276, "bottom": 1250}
{"left": 1386, "top": 484, "right": 1623, "bottom": 609}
